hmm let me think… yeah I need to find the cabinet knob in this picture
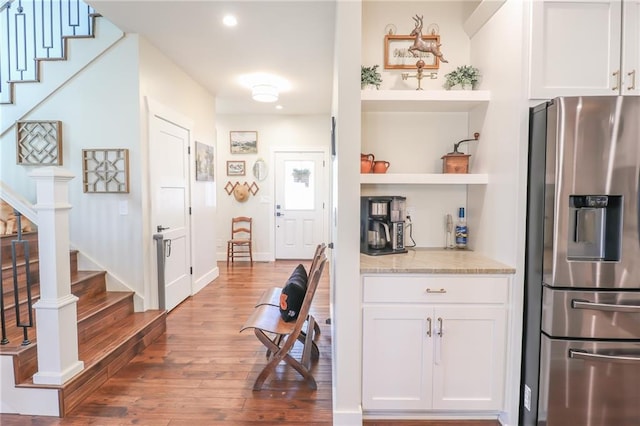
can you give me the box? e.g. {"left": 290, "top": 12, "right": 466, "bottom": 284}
{"left": 426, "top": 288, "right": 447, "bottom": 294}
{"left": 628, "top": 70, "right": 636, "bottom": 91}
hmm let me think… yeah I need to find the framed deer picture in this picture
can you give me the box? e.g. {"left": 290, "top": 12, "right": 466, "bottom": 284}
{"left": 384, "top": 34, "right": 442, "bottom": 70}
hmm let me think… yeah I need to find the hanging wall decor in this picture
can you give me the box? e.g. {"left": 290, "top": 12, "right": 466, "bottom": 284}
{"left": 82, "top": 148, "right": 130, "bottom": 193}
{"left": 195, "top": 141, "right": 215, "bottom": 181}
{"left": 16, "top": 120, "right": 63, "bottom": 165}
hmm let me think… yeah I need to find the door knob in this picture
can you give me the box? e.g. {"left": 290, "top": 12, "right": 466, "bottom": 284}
{"left": 157, "top": 225, "right": 170, "bottom": 232}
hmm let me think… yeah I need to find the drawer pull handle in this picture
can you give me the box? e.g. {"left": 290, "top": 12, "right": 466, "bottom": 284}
{"left": 572, "top": 299, "right": 640, "bottom": 313}
{"left": 570, "top": 349, "right": 640, "bottom": 364}
{"left": 426, "top": 288, "right": 447, "bottom": 294}
{"left": 426, "top": 317, "right": 432, "bottom": 337}
{"left": 612, "top": 70, "right": 620, "bottom": 91}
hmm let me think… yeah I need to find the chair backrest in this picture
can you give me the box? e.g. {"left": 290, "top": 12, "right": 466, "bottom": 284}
{"left": 308, "top": 243, "right": 326, "bottom": 276}
{"left": 231, "top": 216, "right": 252, "bottom": 240}
{"left": 278, "top": 254, "right": 327, "bottom": 352}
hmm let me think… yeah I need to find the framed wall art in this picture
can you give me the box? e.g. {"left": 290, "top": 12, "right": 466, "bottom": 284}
{"left": 16, "top": 120, "right": 63, "bottom": 165}
{"left": 82, "top": 148, "right": 129, "bottom": 193}
{"left": 384, "top": 34, "right": 441, "bottom": 70}
{"left": 226, "top": 160, "right": 246, "bottom": 176}
{"left": 195, "top": 141, "right": 215, "bottom": 181}
{"left": 230, "top": 131, "right": 258, "bottom": 154}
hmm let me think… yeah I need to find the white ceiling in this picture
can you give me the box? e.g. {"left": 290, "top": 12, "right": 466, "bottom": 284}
{"left": 88, "top": 1, "right": 336, "bottom": 115}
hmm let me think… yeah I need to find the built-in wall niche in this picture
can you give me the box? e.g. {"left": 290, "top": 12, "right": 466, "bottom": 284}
{"left": 361, "top": 185, "right": 467, "bottom": 248}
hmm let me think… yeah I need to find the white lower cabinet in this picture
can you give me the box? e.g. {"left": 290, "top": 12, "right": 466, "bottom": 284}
{"left": 362, "top": 275, "right": 508, "bottom": 414}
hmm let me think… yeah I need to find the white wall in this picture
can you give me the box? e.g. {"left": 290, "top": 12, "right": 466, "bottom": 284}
{"left": 467, "top": 1, "right": 529, "bottom": 424}
{"left": 363, "top": 1, "right": 472, "bottom": 92}
{"left": 332, "top": 1, "right": 363, "bottom": 424}
{"left": 14, "top": 35, "right": 145, "bottom": 299}
{"left": 138, "top": 36, "right": 219, "bottom": 299}
{"left": 0, "top": 26, "right": 219, "bottom": 311}
{"left": 215, "top": 114, "right": 330, "bottom": 261}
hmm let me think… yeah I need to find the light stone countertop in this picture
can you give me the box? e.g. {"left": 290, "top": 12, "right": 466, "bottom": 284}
{"left": 360, "top": 248, "right": 516, "bottom": 274}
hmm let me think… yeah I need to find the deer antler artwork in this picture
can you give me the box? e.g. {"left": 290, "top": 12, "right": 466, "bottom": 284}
{"left": 408, "top": 15, "right": 448, "bottom": 64}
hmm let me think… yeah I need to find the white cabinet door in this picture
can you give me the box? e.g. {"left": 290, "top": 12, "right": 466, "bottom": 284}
{"left": 530, "top": 0, "right": 622, "bottom": 98}
{"left": 622, "top": 0, "right": 640, "bottom": 94}
{"left": 431, "top": 306, "right": 506, "bottom": 410}
{"left": 362, "top": 306, "right": 433, "bottom": 410}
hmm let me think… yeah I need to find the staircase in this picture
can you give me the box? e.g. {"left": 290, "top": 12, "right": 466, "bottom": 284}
{"left": 0, "top": 231, "right": 166, "bottom": 416}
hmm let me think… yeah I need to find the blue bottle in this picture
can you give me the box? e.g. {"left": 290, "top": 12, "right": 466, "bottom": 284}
{"left": 455, "top": 207, "right": 468, "bottom": 249}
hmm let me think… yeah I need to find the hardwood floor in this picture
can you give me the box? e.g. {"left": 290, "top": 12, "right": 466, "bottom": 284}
{"left": 0, "top": 260, "right": 499, "bottom": 426}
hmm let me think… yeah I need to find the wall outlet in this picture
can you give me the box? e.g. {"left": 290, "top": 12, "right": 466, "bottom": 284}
{"left": 406, "top": 206, "right": 415, "bottom": 219}
{"left": 524, "top": 384, "right": 531, "bottom": 411}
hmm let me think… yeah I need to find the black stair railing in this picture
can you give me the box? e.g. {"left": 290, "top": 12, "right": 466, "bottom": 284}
{"left": 0, "top": 211, "right": 33, "bottom": 345}
{"left": 0, "top": 0, "right": 96, "bottom": 104}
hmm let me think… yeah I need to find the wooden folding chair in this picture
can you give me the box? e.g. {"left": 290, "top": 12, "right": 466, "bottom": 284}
{"left": 254, "top": 243, "right": 326, "bottom": 337}
{"left": 240, "top": 255, "right": 327, "bottom": 390}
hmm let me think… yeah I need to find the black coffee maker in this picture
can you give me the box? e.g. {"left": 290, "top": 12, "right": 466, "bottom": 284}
{"left": 360, "top": 196, "right": 408, "bottom": 255}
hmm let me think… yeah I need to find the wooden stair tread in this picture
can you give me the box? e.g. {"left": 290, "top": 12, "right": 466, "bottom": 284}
{"left": 76, "top": 291, "right": 132, "bottom": 322}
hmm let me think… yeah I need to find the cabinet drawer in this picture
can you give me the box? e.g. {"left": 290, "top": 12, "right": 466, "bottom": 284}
{"left": 362, "top": 275, "right": 508, "bottom": 304}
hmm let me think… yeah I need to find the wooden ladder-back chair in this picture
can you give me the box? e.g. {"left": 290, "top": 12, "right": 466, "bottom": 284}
{"left": 240, "top": 254, "right": 327, "bottom": 390}
{"left": 227, "top": 216, "right": 253, "bottom": 266}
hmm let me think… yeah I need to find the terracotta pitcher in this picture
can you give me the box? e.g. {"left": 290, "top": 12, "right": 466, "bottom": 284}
{"left": 360, "top": 153, "right": 375, "bottom": 173}
{"left": 373, "top": 160, "right": 390, "bottom": 173}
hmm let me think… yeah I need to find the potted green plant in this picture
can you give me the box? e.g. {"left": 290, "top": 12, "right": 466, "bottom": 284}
{"left": 361, "top": 65, "right": 382, "bottom": 90}
{"left": 444, "top": 65, "right": 480, "bottom": 90}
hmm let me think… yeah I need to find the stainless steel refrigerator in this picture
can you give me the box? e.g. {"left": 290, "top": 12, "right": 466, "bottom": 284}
{"left": 520, "top": 96, "right": 640, "bottom": 426}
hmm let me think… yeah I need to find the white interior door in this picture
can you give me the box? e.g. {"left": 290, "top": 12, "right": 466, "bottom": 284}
{"left": 275, "top": 151, "right": 325, "bottom": 259}
{"left": 150, "top": 115, "right": 191, "bottom": 311}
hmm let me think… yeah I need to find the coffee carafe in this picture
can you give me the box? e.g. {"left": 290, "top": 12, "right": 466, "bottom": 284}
{"left": 360, "top": 196, "right": 408, "bottom": 256}
{"left": 368, "top": 221, "right": 390, "bottom": 249}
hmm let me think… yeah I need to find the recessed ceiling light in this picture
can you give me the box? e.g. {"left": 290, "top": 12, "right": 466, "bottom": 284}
{"left": 223, "top": 15, "right": 237, "bottom": 27}
{"left": 275, "top": 105, "right": 283, "bottom": 110}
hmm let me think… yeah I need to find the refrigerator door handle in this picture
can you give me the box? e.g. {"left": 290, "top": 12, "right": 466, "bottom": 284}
{"left": 571, "top": 299, "right": 640, "bottom": 313}
{"left": 569, "top": 349, "right": 640, "bottom": 364}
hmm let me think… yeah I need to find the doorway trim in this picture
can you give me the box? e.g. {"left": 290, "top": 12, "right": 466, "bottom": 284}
{"left": 270, "top": 146, "right": 330, "bottom": 261}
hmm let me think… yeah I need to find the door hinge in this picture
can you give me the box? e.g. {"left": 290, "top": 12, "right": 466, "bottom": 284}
{"left": 323, "top": 160, "right": 325, "bottom": 167}
{"left": 190, "top": 266, "right": 193, "bottom": 275}
{"left": 189, "top": 207, "right": 192, "bottom": 215}
{"left": 187, "top": 146, "right": 191, "bottom": 154}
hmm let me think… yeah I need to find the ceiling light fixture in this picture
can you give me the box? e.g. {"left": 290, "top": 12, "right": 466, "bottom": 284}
{"left": 252, "top": 84, "right": 278, "bottom": 103}
{"left": 223, "top": 15, "right": 237, "bottom": 27}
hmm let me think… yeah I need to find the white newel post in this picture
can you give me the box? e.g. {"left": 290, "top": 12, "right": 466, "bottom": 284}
{"left": 29, "top": 167, "right": 84, "bottom": 385}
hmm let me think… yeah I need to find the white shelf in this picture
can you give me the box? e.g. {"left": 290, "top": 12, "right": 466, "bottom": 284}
{"left": 360, "top": 173, "right": 489, "bottom": 185}
{"left": 361, "top": 90, "right": 491, "bottom": 113}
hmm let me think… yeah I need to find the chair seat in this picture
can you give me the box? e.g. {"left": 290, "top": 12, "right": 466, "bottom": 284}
{"left": 255, "top": 287, "right": 282, "bottom": 307}
{"left": 228, "top": 238, "right": 250, "bottom": 244}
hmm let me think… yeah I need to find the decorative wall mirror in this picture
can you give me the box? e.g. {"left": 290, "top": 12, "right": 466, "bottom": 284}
{"left": 253, "top": 158, "right": 268, "bottom": 181}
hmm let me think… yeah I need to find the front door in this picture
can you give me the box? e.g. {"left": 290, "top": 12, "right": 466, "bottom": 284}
{"left": 274, "top": 151, "right": 325, "bottom": 259}
{"left": 149, "top": 115, "right": 191, "bottom": 311}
